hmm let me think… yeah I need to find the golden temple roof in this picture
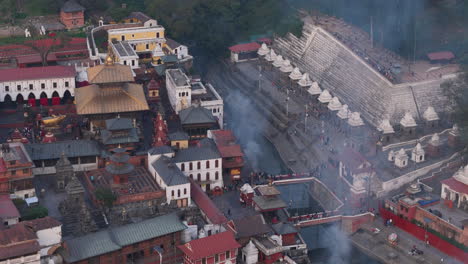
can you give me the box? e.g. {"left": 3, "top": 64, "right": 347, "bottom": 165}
{"left": 75, "top": 83, "right": 149, "bottom": 115}
{"left": 87, "top": 61, "right": 134, "bottom": 84}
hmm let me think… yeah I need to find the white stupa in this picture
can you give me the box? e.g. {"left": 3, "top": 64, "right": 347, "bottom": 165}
{"left": 348, "top": 112, "right": 364, "bottom": 127}
{"left": 289, "top": 67, "right": 302, "bottom": 80}
{"left": 298, "top": 73, "right": 313, "bottom": 87}
{"left": 272, "top": 55, "right": 284, "bottom": 67}
{"left": 318, "top": 89, "right": 332, "bottom": 103}
{"left": 257, "top": 43, "right": 269, "bottom": 56}
{"left": 337, "top": 104, "right": 349, "bottom": 119}
{"left": 400, "top": 112, "right": 417, "bottom": 128}
{"left": 280, "top": 59, "right": 293, "bottom": 73}
{"left": 378, "top": 119, "right": 395, "bottom": 134}
{"left": 265, "top": 49, "right": 277, "bottom": 62}
{"left": 423, "top": 106, "right": 439, "bottom": 122}
{"left": 308, "top": 82, "right": 322, "bottom": 95}
{"left": 327, "top": 97, "right": 342, "bottom": 111}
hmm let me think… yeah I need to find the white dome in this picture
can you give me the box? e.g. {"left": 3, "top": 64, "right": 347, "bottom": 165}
{"left": 280, "top": 59, "right": 293, "bottom": 73}
{"left": 257, "top": 43, "right": 269, "bottom": 56}
{"left": 289, "top": 67, "right": 302, "bottom": 80}
{"left": 423, "top": 106, "right": 439, "bottom": 122}
{"left": 152, "top": 44, "right": 165, "bottom": 57}
{"left": 388, "top": 150, "right": 395, "bottom": 161}
{"left": 265, "top": 49, "right": 277, "bottom": 62}
{"left": 240, "top": 183, "right": 254, "bottom": 194}
{"left": 451, "top": 124, "right": 460, "bottom": 136}
{"left": 298, "top": 73, "right": 313, "bottom": 87}
{"left": 318, "top": 89, "right": 332, "bottom": 103}
{"left": 348, "top": 112, "right": 364, "bottom": 127}
{"left": 76, "top": 70, "right": 88, "bottom": 82}
{"left": 337, "top": 104, "right": 349, "bottom": 119}
{"left": 327, "top": 97, "right": 342, "bottom": 111}
{"left": 396, "top": 148, "right": 407, "bottom": 158}
{"left": 378, "top": 119, "right": 395, "bottom": 134}
{"left": 308, "top": 82, "right": 322, "bottom": 95}
{"left": 400, "top": 112, "right": 417, "bottom": 128}
{"left": 272, "top": 55, "right": 284, "bottom": 67}
{"left": 412, "top": 143, "right": 424, "bottom": 155}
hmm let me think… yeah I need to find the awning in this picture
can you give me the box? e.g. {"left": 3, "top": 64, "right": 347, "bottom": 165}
{"left": 25, "top": 196, "right": 38, "bottom": 206}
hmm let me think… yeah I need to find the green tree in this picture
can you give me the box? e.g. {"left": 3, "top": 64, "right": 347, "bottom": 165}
{"left": 23, "top": 206, "right": 48, "bottom": 220}
{"left": 95, "top": 187, "right": 117, "bottom": 208}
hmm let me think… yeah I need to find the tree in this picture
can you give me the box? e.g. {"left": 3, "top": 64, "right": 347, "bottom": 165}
{"left": 95, "top": 187, "right": 117, "bottom": 209}
{"left": 23, "top": 30, "right": 72, "bottom": 66}
{"left": 23, "top": 206, "right": 48, "bottom": 220}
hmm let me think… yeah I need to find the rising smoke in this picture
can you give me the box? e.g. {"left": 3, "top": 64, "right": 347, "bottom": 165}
{"left": 323, "top": 224, "right": 351, "bottom": 264}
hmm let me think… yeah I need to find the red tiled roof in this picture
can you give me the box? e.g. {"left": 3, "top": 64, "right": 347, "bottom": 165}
{"left": 441, "top": 177, "right": 468, "bottom": 194}
{"left": 178, "top": 231, "right": 240, "bottom": 260}
{"left": 0, "top": 38, "right": 87, "bottom": 61}
{"left": 427, "top": 51, "right": 455, "bottom": 61}
{"left": 228, "top": 42, "right": 261, "bottom": 53}
{"left": 0, "top": 65, "right": 75, "bottom": 82}
{"left": 23, "top": 216, "right": 61, "bottom": 231}
{"left": 0, "top": 195, "right": 20, "bottom": 219}
{"left": 16, "top": 53, "right": 57, "bottom": 64}
{"left": 218, "top": 145, "right": 243, "bottom": 158}
{"left": 190, "top": 180, "right": 227, "bottom": 225}
{"left": 0, "top": 224, "right": 40, "bottom": 260}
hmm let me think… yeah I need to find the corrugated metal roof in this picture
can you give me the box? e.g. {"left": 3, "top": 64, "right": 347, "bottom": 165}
{"left": 148, "top": 146, "right": 174, "bottom": 155}
{"left": 0, "top": 65, "right": 75, "bottom": 82}
{"left": 105, "top": 117, "right": 133, "bottom": 130}
{"left": 178, "top": 231, "right": 240, "bottom": 260}
{"left": 25, "top": 140, "right": 100, "bottom": 160}
{"left": 168, "top": 131, "right": 189, "bottom": 141}
{"left": 65, "top": 213, "right": 186, "bottom": 262}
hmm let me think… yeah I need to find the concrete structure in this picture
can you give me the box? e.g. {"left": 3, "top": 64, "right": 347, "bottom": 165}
{"left": 242, "top": 240, "right": 259, "bottom": 264}
{"left": 229, "top": 42, "right": 261, "bottom": 63}
{"left": 60, "top": 0, "right": 85, "bottom": 29}
{"left": 0, "top": 143, "right": 35, "bottom": 199}
{"left": 208, "top": 130, "right": 244, "bottom": 180}
{"left": 148, "top": 154, "right": 191, "bottom": 207}
{"left": 0, "top": 66, "right": 76, "bottom": 103}
{"left": 166, "top": 68, "right": 192, "bottom": 113}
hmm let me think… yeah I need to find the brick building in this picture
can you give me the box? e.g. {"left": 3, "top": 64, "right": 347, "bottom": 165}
{"left": 0, "top": 143, "right": 35, "bottom": 199}
{"left": 60, "top": 213, "right": 186, "bottom": 264}
{"left": 60, "top": 0, "right": 85, "bottom": 29}
{"left": 208, "top": 130, "right": 244, "bottom": 181}
{"left": 178, "top": 231, "right": 241, "bottom": 264}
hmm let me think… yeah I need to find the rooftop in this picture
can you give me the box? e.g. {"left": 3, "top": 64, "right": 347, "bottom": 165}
{"left": 0, "top": 65, "right": 75, "bottom": 82}
{"left": 25, "top": 140, "right": 100, "bottom": 160}
{"left": 191, "top": 82, "right": 222, "bottom": 103}
{"left": 423, "top": 202, "right": 468, "bottom": 230}
{"left": 166, "top": 38, "right": 182, "bottom": 49}
{"left": 168, "top": 131, "right": 189, "bottom": 141}
{"left": 0, "top": 38, "right": 87, "bottom": 61}
{"left": 173, "top": 139, "right": 220, "bottom": 163}
{"left": 179, "top": 106, "right": 217, "bottom": 126}
{"left": 111, "top": 41, "right": 138, "bottom": 59}
{"left": 0, "top": 223, "right": 40, "bottom": 260}
{"left": 61, "top": 0, "right": 85, "bottom": 13}
{"left": 178, "top": 231, "right": 240, "bottom": 260}
{"left": 125, "top": 11, "right": 152, "bottom": 23}
{"left": 231, "top": 214, "right": 271, "bottom": 239}
{"left": 0, "top": 195, "right": 20, "bottom": 219}
{"left": 22, "top": 216, "right": 62, "bottom": 231}
{"left": 63, "top": 213, "right": 186, "bottom": 263}
{"left": 229, "top": 42, "right": 261, "bottom": 53}
{"left": 152, "top": 156, "right": 189, "bottom": 186}
{"left": 167, "top": 68, "right": 190, "bottom": 87}
{"left": 190, "top": 180, "right": 227, "bottom": 225}
{"left": 252, "top": 196, "right": 287, "bottom": 211}
{"left": 87, "top": 62, "right": 134, "bottom": 84}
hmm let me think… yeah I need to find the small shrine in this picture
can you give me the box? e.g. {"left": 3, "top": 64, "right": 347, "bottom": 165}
{"left": 394, "top": 148, "right": 409, "bottom": 168}
{"left": 411, "top": 143, "right": 425, "bottom": 163}
{"left": 426, "top": 133, "right": 441, "bottom": 157}
{"left": 242, "top": 240, "right": 259, "bottom": 264}
{"left": 147, "top": 79, "right": 160, "bottom": 102}
{"left": 152, "top": 113, "right": 168, "bottom": 147}
{"left": 400, "top": 112, "right": 417, "bottom": 136}
{"left": 55, "top": 153, "right": 74, "bottom": 192}
{"left": 422, "top": 106, "right": 439, "bottom": 128}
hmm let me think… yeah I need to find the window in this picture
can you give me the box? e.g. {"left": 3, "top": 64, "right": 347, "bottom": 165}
{"left": 177, "top": 189, "right": 180, "bottom": 197}
{"left": 215, "top": 254, "right": 219, "bottom": 262}
{"left": 146, "top": 44, "right": 149, "bottom": 50}
{"left": 132, "top": 34, "right": 134, "bottom": 38}
{"left": 189, "top": 162, "right": 193, "bottom": 170}
{"left": 184, "top": 188, "right": 187, "bottom": 195}
{"left": 197, "top": 162, "right": 201, "bottom": 170}
{"left": 226, "top": 250, "right": 230, "bottom": 259}
{"left": 65, "top": 81, "right": 69, "bottom": 87}
{"left": 197, "top": 173, "right": 201, "bottom": 181}
{"left": 202, "top": 258, "right": 206, "bottom": 264}
{"left": 22, "top": 169, "right": 29, "bottom": 174}
{"left": 215, "top": 160, "right": 219, "bottom": 168}
{"left": 4, "top": 86, "right": 8, "bottom": 92}
{"left": 206, "top": 160, "right": 210, "bottom": 169}
{"left": 29, "top": 84, "right": 33, "bottom": 90}
{"left": 156, "top": 32, "right": 160, "bottom": 38}
{"left": 131, "top": 60, "right": 135, "bottom": 66}
{"left": 206, "top": 172, "right": 210, "bottom": 181}
{"left": 171, "top": 190, "right": 174, "bottom": 197}
{"left": 41, "top": 83, "right": 45, "bottom": 89}
{"left": 121, "top": 35, "right": 125, "bottom": 41}
{"left": 17, "top": 85, "right": 21, "bottom": 91}
{"left": 11, "top": 170, "right": 16, "bottom": 175}
{"left": 215, "top": 172, "right": 219, "bottom": 180}
{"left": 10, "top": 161, "right": 15, "bottom": 165}
{"left": 124, "top": 61, "right": 127, "bottom": 65}
{"left": 189, "top": 174, "right": 193, "bottom": 179}
{"left": 181, "top": 163, "right": 185, "bottom": 171}
{"left": 53, "top": 82, "right": 57, "bottom": 88}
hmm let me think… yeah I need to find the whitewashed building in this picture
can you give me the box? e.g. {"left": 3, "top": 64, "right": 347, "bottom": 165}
{"left": 109, "top": 41, "right": 139, "bottom": 69}
{"left": 166, "top": 68, "right": 192, "bottom": 113}
{"left": 0, "top": 65, "right": 76, "bottom": 102}
{"left": 23, "top": 217, "right": 62, "bottom": 262}
{"left": 147, "top": 146, "right": 191, "bottom": 207}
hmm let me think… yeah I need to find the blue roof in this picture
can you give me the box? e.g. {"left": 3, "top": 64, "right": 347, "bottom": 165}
{"left": 152, "top": 156, "right": 189, "bottom": 186}
{"left": 173, "top": 139, "right": 220, "bottom": 162}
